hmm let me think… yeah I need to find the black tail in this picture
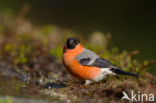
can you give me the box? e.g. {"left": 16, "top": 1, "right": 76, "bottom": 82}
{"left": 110, "top": 68, "right": 139, "bottom": 78}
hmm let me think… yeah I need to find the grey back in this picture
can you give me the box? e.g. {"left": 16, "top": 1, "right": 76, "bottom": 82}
{"left": 75, "top": 48, "right": 99, "bottom": 65}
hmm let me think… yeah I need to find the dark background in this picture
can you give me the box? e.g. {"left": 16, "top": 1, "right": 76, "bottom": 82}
{"left": 0, "top": 0, "right": 156, "bottom": 72}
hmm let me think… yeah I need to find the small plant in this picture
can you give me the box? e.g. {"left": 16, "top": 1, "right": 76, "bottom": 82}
{"left": 0, "top": 96, "right": 13, "bottom": 103}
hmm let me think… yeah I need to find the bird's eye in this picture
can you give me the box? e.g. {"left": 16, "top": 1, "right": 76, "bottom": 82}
{"left": 74, "top": 40, "right": 77, "bottom": 43}
{"left": 74, "top": 40, "right": 78, "bottom": 44}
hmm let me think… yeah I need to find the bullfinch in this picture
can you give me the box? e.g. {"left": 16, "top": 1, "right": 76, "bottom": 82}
{"left": 62, "top": 37, "right": 138, "bottom": 85}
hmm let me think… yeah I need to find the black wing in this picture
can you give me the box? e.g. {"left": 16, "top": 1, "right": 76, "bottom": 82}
{"left": 79, "top": 57, "right": 139, "bottom": 77}
{"left": 89, "top": 58, "right": 113, "bottom": 68}
{"left": 79, "top": 57, "right": 113, "bottom": 68}
{"left": 79, "top": 58, "right": 91, "bottom": 65}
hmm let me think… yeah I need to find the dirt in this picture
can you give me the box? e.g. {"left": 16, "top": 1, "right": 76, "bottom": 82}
{"left": 0, "top": 14, "right": 155, "bottom": 103}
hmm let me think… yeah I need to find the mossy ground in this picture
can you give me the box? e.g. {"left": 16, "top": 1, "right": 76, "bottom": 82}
{"left": 0, "top": 12, "right": 155, "bottom": 103}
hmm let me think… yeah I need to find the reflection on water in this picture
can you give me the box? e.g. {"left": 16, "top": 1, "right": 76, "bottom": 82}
{"left": 45, "top": 82, "right": 67, "bottom": 89}
{"left": 0, "top": 76, "right": 49, "bottom": 101}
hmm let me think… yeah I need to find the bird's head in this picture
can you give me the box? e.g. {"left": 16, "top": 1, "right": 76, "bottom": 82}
{"left": 63, "top": 37, "right": 84, "bottom": 54}
{"left": 66, "top": 37, "right": 80, "bottom": 49}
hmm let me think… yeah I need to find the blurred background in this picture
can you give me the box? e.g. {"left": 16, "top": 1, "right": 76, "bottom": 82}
{"left": 0, "top": 0, "right": 156, "bottom": 103}
{"left": 0, "top": 0, "right": 155, "bottom": 72}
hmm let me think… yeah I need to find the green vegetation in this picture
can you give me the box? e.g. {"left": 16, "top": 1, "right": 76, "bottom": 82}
{"left": 0, "top": 10, "right": 155, "bottom": 103}
{"left": 0, "top": 96, "right": 12, "bottom": 103}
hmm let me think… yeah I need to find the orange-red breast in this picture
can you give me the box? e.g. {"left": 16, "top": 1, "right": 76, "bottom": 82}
{"left": 62, "top": 37, "right": 138, "bottom": 85}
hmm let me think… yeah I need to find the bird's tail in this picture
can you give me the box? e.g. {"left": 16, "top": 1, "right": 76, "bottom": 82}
{"left": 110, "top": 68, "right": 139, "bottom": 77}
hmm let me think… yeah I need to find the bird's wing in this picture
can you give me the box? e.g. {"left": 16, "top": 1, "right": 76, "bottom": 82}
{"left": 75, "top": 48, "right": 139, "bottom": 77}
{"left": 88, "top": 58, "right": 113, "bottom": 68}
{"left": 75, "top": 48, "right": 99, "bottom": 65}
{"left": 75, "top": 48, "right": 113, "bottom": 68}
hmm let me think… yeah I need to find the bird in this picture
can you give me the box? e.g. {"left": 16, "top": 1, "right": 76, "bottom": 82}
{"left": 62, "top": 37, "right": 139, "bottom": 85}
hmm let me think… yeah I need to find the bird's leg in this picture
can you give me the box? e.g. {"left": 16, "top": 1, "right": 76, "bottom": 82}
{"left": 85, "top": 80, "right": 93, "bottom": 85}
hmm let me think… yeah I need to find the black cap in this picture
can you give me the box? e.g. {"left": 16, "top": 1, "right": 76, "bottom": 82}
{"left": 66, "top": 37, "right": 80, "bottom": 49}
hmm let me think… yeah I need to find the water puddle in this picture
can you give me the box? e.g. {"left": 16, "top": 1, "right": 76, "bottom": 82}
{"left": 45, "top": 82, "right": 67, "bottom": 89}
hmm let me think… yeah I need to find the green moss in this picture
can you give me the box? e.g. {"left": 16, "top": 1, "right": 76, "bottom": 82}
{"left": 49, "top": 47, "right": 63, "bottom": 59}
{"left": 42, "top": 25, "right": 54, "bottom": 35}
{"left": 4, "top": 44, "right": 13, "bottom": 52}
{"left": 0, "top": 97, "right": 13, "bottom": 103}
